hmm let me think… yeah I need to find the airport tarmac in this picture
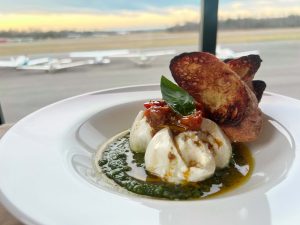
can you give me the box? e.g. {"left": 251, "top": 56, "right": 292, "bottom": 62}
{"left": 1, "top": 40, "right": 300, "bottom": 123}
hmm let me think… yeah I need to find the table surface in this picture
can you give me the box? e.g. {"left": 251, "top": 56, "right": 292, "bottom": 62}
{"left": 0, "top": 124, "right": 23, "bottom": 225}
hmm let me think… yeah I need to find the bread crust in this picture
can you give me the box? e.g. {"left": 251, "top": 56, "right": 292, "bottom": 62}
{"left": 221, "top": 85, "right": 263, "bottom": 142}
{"left": 170, "top": 52, "right": 250, "bottom": 125}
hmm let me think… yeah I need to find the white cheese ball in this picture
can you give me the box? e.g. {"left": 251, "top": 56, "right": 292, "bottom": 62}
{"left": 145, "top": 128, "right": 216, "bottom": 183}
{"left": 129, "top": 110, "right": 153, "bottom": 153}
{"left": 175, "top": 131, "right": 216, "bottom": 182}
{"left": 145, "top": 127, "right": 189, "bottom": 183}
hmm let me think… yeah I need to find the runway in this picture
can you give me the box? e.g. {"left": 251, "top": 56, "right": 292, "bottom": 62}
{"left": 1, "top": 40, "right": 300, "bottom": 122}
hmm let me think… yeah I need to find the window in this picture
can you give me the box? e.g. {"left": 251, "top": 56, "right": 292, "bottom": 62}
{"left": 1, "top": 0, "right": 300, "bottom": 123}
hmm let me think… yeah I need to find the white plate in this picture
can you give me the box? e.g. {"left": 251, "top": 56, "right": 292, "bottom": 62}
{"left": 0, "top": 85, "right": 299, "bottom": 225}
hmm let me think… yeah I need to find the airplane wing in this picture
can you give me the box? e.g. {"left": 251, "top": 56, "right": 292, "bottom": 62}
{"left": 26, "top": 58, "right": 50, "bottom": 66}
{"left": 70, "top": 55, "right": 110, "bottom": 64}
{"left": 17, "top": 59, "right": 94, "bottom": 72}
{"left": 69, "top": 49, "right": 130, "bottom": 58}
{"left": 69, "top": 49, "right": 175, "bottom": 66}
{"left": 51, "top": 60, "right": 94, "bottom": 71}
{"left": 114, "top": 49, "right": 176, "bottom": 66}
{"left": 50, "top": 58, "right": 72, "bottom": 64}
{"left": 0, "top": 56, "right": 48, "bottom": 68}
{"left": 69, "top": 50, "right": 131, "bottom": 64}
{"left": 112, "top": 49, "right": 176, "bottom": 58}
{"left": 0, "top": 56, "right": 27, "bottom": 68}
{"left": 0, "top": 61, "right": 16, "bottom": 68}
{"left": 17, "top": 65, "right": 50, "bottom": 71}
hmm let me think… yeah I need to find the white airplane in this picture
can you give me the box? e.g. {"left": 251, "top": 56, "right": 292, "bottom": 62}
{"left": 0, "top": 56, "right": 49, "bottom": 68}
{"left": 69, "top": 49, "right": 176, "bottom": 66}
{"left": 17, "top": 58, "right": 94, "bottom": 72}
{"left": 216, "top": 46, "right": 259, "bottom": 60}
{"left": 69, "top": 49, "right": 130, "bottom": 64}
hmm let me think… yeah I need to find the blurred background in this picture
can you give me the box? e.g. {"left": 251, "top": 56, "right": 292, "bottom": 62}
{"left": 0, "top": 0, "right": 300, "bottom": 123}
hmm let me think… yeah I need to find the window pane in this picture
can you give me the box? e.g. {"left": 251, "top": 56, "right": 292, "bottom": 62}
{"left": 0, "top": 1, "right": 200, "bottom": 122}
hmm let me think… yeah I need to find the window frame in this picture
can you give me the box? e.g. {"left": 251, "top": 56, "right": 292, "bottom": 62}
{"left": 199, "top": 0, "right": 219, "bottom": 54}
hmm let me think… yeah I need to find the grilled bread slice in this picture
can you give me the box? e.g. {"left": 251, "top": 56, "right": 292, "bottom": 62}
{"left": 169, "top": 52, "right": 250, "bottom": 125}
{"left": 226, "top": 55, "right": 262, "bottom": 86}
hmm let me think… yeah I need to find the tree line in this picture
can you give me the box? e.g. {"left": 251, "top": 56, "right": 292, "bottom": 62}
{"left": 167, "top": 15, "right": 300, "bottom": 32}
{"left": 0, "top": 30, "right": 117, "bottom": 40}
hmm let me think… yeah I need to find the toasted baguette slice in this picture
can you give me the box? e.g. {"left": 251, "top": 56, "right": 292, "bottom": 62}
{"left": 170, "top": 52, "right": 250, "bottom": 125}
{"left": 226, "top": 55, "right": 262, "bottom": 85}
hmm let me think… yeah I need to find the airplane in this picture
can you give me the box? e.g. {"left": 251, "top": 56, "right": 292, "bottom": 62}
{"left": 69, "top": 49, "right": 176, "bottom": 66}
{"left": 0, "top": 56, "right": 49, "bottom": 68}
{"left": 17, "top": 58, "right": 94, "bottom": 72}
{"left": 216, "top": 46, "right": 259, "bottom": 60}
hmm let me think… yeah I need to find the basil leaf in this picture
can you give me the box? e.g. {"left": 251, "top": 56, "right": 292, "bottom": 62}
{"left": 160, "top": 75, "right": 196, "bottom": 116}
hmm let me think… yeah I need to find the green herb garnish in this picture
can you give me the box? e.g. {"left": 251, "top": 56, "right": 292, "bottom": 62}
{"left": 160, "top": 75, "right": 196, "bottom": 116}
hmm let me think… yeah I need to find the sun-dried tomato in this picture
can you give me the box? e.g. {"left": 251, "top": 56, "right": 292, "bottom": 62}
{"left": 143, "top": 100, "right": 203, "bottom": 134}
{"left": 178, "top": 111, "right": 203, "bottom": 131}
{"left": 143, "top": 100, "right": 166, "bottom": 109}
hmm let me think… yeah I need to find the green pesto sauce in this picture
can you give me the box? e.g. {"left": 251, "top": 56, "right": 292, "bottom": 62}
{"left": 98, "top": 133, "right": 253, "bottom": 200}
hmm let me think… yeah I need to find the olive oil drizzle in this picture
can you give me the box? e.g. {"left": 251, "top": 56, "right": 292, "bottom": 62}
{"left": 98, "top": 133, "right": 253, "bottom": 200}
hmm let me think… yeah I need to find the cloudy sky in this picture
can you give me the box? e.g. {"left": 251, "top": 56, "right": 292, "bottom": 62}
{"left": 0, "top": 0, "right": 299, "bottom": 31}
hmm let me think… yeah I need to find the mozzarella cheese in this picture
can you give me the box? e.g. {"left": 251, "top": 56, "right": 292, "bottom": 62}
{"left": 129, "top": 110, "right": 232, "bottom": 183}
{"left": 145, "top": 128, "right": 216, "bottom": 183}
{"left": 175, "top": 131, "right": 216, "bottom": 182}
{"left": 129, "top": 110, "right": 153, "bottom": 153}
{"left": 199, "top": 118, "right": 232, "bottom": 169}
{"left": 145, "top": 128, "right": 188, "bottom": 183}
